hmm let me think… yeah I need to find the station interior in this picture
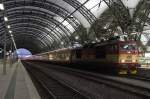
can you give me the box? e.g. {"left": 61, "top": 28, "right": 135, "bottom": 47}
{"left": 0, "top": 0, "right": 150, "bottom": 99}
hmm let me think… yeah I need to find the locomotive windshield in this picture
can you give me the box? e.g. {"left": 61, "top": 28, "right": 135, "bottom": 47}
{"left": 120, "top": 43, "right": 137, "bottom": 51}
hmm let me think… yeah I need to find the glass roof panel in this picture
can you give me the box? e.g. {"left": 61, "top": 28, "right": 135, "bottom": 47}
{"left": 62, "top": 20, "right": 75, "bottom": 33}
{"left": 77, "top": 0, "right": 100, "bottom": 11}
{"left": 66, "top": 24, "right": 75, "bottom": 33}
{"left": 77, "top": 0, "right": 107, "bottom": 18}
{"left": 141, "top": 34, "right": 148, "bottom": 45}
{"left": 76, "top": 0, "right": 87, "bottom": 4}
{"left": 54, "top": 16, "right": 63, "bottom": 22}
{"left": 141, "top": 30, "right": 150, "bottom": 45}
{"left": 84, "top": 0, "right": 100, "bottom": 11}
{"left": 45, "top": 27, "right": 60, "bottom": 40}
{"left": 53, "top": 16, "right": 74, "bottom": 34}
{"left": 62, "top": 20, "right": 69, "bottom": 26}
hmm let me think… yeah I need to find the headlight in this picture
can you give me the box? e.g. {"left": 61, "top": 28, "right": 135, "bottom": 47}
{"left": 121, "top": 59, "right": 125, "bottom": 63}
{"left": 49, "top": 57, "right": 53, "bottom": 60}
{"left": 132, "top": 60, "right": 136, "bottom": 62}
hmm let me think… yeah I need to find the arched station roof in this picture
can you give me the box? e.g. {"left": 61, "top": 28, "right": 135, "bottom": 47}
{"left": 0, "top": 0, "right": 97, "bottom": 53}
{"left": 0, "top": 0, "right": 150, "bottom": 53}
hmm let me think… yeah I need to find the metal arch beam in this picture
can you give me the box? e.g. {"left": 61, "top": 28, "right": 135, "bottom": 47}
{"left": 0, "top": 25, "right": 59, "bottom": 47}
{"left": 5, "top": 9, "right": 74, "bottom": 37}
{"left": 2, "top": 19, "right": 63, "bottom": 43}
{"left": 14, "top": 42, "right": 43, "bottom": 54}
{"left": 7, "top": 18, "right": 63, "bottom": 40}
{"left": 63, "top": 0, "right": 97, "bottom": 24}
{"left": 6, "top": 40, "right": 43, "bottom": 54}
{"left": 0, "top": 13, "right": 72, "bottom": 39}
{"left": 0, "top": 26, "right": 53, "bottom": 42}
{"left": 5, "top": 32, "right": 53, "bottom": 51}
{"left": 3, "top": 0, "right": 80, "bottom": 29}
{"left": 10, "top": 22, "right": 62, "bottom": 40}
{"left": 3, "top": 10, "right": 73, "bottom": 42}
{"left": 18, "top": 30, "right": 59, "bottom": 49}
{"left": 13, "top": 32, "right": 54, "bottom": 49}
{"left": 14, "top": 34, "right": 47, "bottom": 49}
{"left": 0, "top": 30, "right": 52, "bottom": 49}
{"left": 8, "top": 26, "right": 60, "bottom": 43}
{"left": 7, "top": 34, "right": 47, "bottom": 50}
{"left": 13, "top": 33, "right": 61, "bottom": 52}
{"left": 0, "top": 0, "right": 96, "bottom": 47}
{"left": 12, "top": 25, "right": 61, "bottom": 44}
{"left": 7, "top": 14, "right": 71, "bottom": 39}
{"left": 0, "top": 14, "right": 69, "bottom": 42}
{"left": 13, "top": 32, "right": 52, "bottom": 47}
{"left": 1, "top": 34, "right": 47, "bottom": 53}
{"left": 0, "top": 24, "right": 57, "bottom": 43}
{"left": 14, "top": 36, "right": 46, "bottom": 53}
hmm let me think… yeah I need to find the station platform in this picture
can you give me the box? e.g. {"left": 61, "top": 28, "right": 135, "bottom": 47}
{"left": 0, "top": 60, "right": 41, "bottom": 99}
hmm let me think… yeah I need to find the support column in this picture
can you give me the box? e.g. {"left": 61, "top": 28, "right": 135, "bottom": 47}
{"left": 9, "top": 42, "right": 12, "bottom": 67}
{"left": 86, "top": 27, "right": 90, "bottom": 43}
{"left": 3, "top": 31, "right": 7, "bottom": 75}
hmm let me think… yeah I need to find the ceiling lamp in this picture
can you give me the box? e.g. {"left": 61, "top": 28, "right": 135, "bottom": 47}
{"left": 75, "top": 36, "right": 79, "bottom": 40}
{"left": 9, "top": 30, "right": 12, "bottom": 33}
{"left": 61, "top": 42, "right": 64, "bottom": 45}
{"left": 0, "top": 4, "right": 4, "bottom": 10}
{"left": 7, "top": 25, "right": 11, "bottom": 29}
{"left": 4, "top": 17, "right": 8, "bottom": 21}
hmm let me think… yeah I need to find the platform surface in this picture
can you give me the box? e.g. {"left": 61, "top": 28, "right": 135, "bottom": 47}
{"left": 0, "top": 60, "right": 41, "bottom": 99}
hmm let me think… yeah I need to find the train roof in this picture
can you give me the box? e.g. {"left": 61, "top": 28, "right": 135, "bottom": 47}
{"left": 83, "top": 40, "right": 137, "bottom": 48}
{"left": 36, "top": 47, "right": 74, "bottom": 55}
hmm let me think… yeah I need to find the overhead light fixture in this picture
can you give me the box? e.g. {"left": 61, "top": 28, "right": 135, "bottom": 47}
{"left": 95, "top": 38, "right": 100, "bottom": 42}
{"left": 7, "top": 25, "right": 10, "bottom": 29}
{"left": 0, "top": 4, "right": 4, "bottom": 10}
{"left": 9, "top": 50, "right": 12, "bottom": 53}
{"left": 9, "top": 30, "right": 12, "bottom": 33}
{"left": 10, "top": 34, "right": 13, "bottom": 37}
{"left": 75, "top": 36, "right": 79, "bottom": 40}
{"left": 61, "top": 42, "right": 64, "bottom": 45}
{"left": 92, "top": 41, "right": 96, "bottom": 43}
{"left": 4, "top": 17, "right": 8, "bottom": 21}
{"left": 103, "top": 26, "right": 107, "bottom": 29}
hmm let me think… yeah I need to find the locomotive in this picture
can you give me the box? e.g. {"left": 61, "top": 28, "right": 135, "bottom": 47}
{"left": 29, "top": 40, "right": 140, "bottom": 74}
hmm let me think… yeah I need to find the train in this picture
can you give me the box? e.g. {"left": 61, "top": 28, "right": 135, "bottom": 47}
{"left": 26, "top": 40, "right": 140, "bottom": 74}
{"left": 139, "top": 53, "right": 150, "bottom": 68}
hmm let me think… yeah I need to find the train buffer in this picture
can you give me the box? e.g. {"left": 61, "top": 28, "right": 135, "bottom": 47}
{"left": 0, "top": 60, "right": 40, "bottom": 99}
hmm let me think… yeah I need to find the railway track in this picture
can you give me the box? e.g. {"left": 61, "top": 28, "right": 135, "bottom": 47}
{"left": 55, "top": 69, "right": 150, "bottom": 98}
{"left": 25, "top": 61, "right": 150, "bottom": 99}
{"left": 123, "top": 75, "right": 150, "bottom": 82}
{"left": 24, "top": 62, "right": 90, "bottom": 99}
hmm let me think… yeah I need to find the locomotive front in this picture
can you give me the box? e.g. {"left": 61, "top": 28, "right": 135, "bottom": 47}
{"left": 118, "top": 41, "right": 139, "bottom": 74}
